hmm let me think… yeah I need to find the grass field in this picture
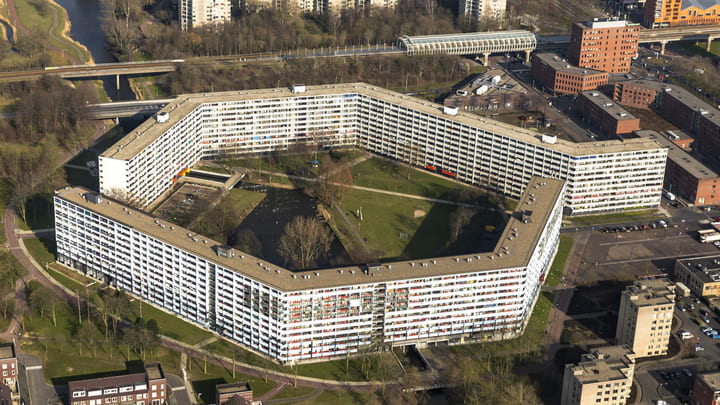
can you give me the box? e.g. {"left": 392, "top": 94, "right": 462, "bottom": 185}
{"left": 188, "top": 356, "right": 276, "bottom": 401}
{"left": 45, "top": 267, "right": 86, "bottom": 291}
{"left": 338, "top": 190, "right": 454, "bottom": 260}
{"left": 544, "top": 236, "right": 573, "bottom": 287}
{"left": 23, "top": 237, "right": 56, "bottom": 265}
{"left": 12, "top": 0, "right": 90, "bottom": 65}
{"left": 128, "top": 300, "right": 214, "bottom": 345}
{"left": 568, "top": 209, "right": 663, "bottom": 226}
{"left": 351, "top": 158, "right": 478, "bottom": 202}
{"left": 227, "top": 188, "right": 266, "bottom": 219}
{"left": 203, "top": 338, "right": 402, "bottom": 382}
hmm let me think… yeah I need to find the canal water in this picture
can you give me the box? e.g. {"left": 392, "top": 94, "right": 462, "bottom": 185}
{"left": 0, "top": 20, "right": 13, "bottom": 44}
{"left": 53, "top": 0, "right": 136, "bottom": 100}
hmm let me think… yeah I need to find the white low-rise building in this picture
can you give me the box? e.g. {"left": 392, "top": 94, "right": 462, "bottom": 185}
{"left": 54, "top": 176, "right": 564, "bottom": 363}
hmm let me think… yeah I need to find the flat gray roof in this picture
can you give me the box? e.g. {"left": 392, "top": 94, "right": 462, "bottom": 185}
{"left": 568, "top": 345, "right": 636, "bottom": 384}
{"left": 534, "top": 53, "right": 607, "bottom": 77}
{"left": 637, "top": 130, "right": 718, "bottom": 180}
{"left": 100, "top": 83, "right": 665, "bottom": 162}
{"left": 618, "top": 79, "right": 672, "bottom": 91}
{"left": 677, "top": 255, "right": 720, "bottom": 284}
{"left": 622, "top": 278, "right": 675, "bottom": 307}
{"left": 580, "top": 90, "right": 638, "bottom": 121}
{"left": 56, "top": 176, "right": 564, "bottom": 292}
{"left": 662, "top": 84, "right": 720, "bottom": 127}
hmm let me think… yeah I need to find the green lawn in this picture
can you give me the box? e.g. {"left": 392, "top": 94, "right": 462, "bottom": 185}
{"left": 292, "top": 389, "right": 374, "bottom": 405}
{"left": 45, "top": 267, "right": 86, "bottom": 291}
{"left": 544, "top": 236, "right": 573, "bottom": 287}
{"left": 503, "top": 197, "right": 519, "bottom": 212}
{"left": 128, "top": 300, "right": 214, "bottom": 345}
{"left": 224, "top": 149, "right": 365, "bottom": 179}
{"left": 351, "top": 158, "right": 479, "bottom": 202}
{"left": 12, "top": 0, "right": 89, "bottom": 65}
{"left": 188, "top": 356, "right": 276, "bottom": 402}
{"left": 227, "top": 188, "right": 266, "bottom": 217}
{"left": 22, "top": 339, "right": 184, "bottom": 385}
{"left": 270, "top": 385, "right": 316, "bottom": 401}
{"left": 203, "top": 339, "right": 402, "bottom": 381}
{"left": 568, "top": 209, "right": 662, "bottom": 226}
{"left": 23, "top": 237, "right": 56, "bottom": 265}
{"left": 338, "top": 190, "right": 454, "bottom": 260}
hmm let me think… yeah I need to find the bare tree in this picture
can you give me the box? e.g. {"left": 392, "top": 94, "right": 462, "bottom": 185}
{"left": 450, "top": 207, "right": 475, "bottom": 242}
{"left": 278, "top": 216, "right": 332, "bottom": 269}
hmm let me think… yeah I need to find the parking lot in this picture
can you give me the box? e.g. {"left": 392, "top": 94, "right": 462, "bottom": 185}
{"left": 152, "top": 183, "right": 222, "bottom": 226}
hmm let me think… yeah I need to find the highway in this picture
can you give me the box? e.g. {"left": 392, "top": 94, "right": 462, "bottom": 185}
{"left": 86, "top": 98, "right": 174, "bottom": 119}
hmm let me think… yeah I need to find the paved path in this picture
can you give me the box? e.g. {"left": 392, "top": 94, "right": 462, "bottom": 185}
{"left": 332, "top": 202, "right": 374, "bottom": 257}
{"left": 265, "top": 388, "right": 323, "bottom": 405}
{"left": 254, "top": 169, "right": 489, "bottom": 209}
{"left": 256, "top": 382, "right": 288, "bottom": 402}
{"left": 193, "top": 336, "right": 217, "bottom": 348}
{"left": 544, "top": 231, "right": 590, "bottom": 361}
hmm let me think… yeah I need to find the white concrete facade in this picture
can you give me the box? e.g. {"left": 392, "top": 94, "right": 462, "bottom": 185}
{"left": 99, "top": 84, "right": 666, "bottom": 215}
{"left": 179, "top": 0, "right": 231, "bottom": 31}
{"left": 54, "top": 176, "right": 563, "bottom": 363}
{"left": 459, "top": 0, "right": 507, "bottom": 21}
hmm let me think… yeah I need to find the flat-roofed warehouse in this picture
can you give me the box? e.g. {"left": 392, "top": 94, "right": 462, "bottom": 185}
{"left": 397, "top": 31, "right": 537, "bottom": 63}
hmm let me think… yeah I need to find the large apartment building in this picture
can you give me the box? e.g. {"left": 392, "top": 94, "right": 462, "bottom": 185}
{"left": 644, "top": 0, "right": 720, "bottom": 28}
{"left": 567, "top": 19, "right": 640, "bottom": 74}
{"left": 179, "top": 0, "right": 231, "bottom": 31}
{"left": 459, "top": 0, "right": 506, "bottom": 21}
{"left": 560, "top": 345, "right": 636, "bottom": 405}
{"left": 530, "top": 53, "right": 609, "bottom": 95}
{"left": 98, "top": 83, "right": 667, "bottom": 216}
{"left": 576, "top": 91, "right": 640, "bottom": 138}
{"left": 615, "top": 278, "right": 675, "bottom": 358}
{"left": 639, "top": 130, "right": 720, "bottom": 206}
{"left": 54, "top": 176, "right": 564, "bottom": 363}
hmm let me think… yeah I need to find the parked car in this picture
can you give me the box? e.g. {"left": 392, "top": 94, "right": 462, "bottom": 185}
{"left": 679, "top": 330, "right": 693, "bottom": 339}
{"left": 696, "top": 343, "right": 705, "bottom": 352}
{"left": 678, "top": 304, "right": 687, "bottom": 312}
{"left": 701, "top": 326, "right": 712, "bottom": 334}
{"left": 683, "top": 368, "right": 693, "bottom": 377}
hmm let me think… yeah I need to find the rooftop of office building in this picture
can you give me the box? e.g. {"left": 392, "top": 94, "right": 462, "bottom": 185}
{"left": 622, "top": 278, "right": 676, "bottom": 306}
{"left": 580, "top": 90, "right": 638, "bottom": 121}
{"left": 577, "top": 18, "right": 636, "bottom": 29}
{"left": 55, "top": 176, "right": 564, "bottom": 291}
{"left": 99, "top": 83, "right": 665, "bottom": 162}
{"left": 534, "top": 53, "right": 608, "bottom": 76}
{"left": 677, "top": 255, "right": 720, "bottom": 284}
{"left": 567, "top": 345, "right": 636, "bottom": 384}
{"left": 637, "top": 130, "right": 718, "bottom": 180}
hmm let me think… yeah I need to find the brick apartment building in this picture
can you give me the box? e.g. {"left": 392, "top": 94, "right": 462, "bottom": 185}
{"left": 658, "top": 85, "right": 720, "bottom": 159}
{"left": 216, "top": 382, "right": 253, "bottom": 405}
{"left": 644, "top": 0, "right": 720, "bottom": 28}
{"left": 638, "top": 131, "right": 720, "bottom": 206}
{"left": 691, "top": 370, "right": 720, "bottom": 405}
{"left": 0, "top": 343, "right": 17, "bottom": 392}
{"left": 531, "top": 53, "right": 609, "bottom": 95}
{"left": 576, "top": 91, "right": 640, "bottom": 137}
{"left": 68, "top": 363, "right": 166, "bottom": 405}
{"left": 568, "top": 19, "right": 640, "bottom": 74}
{"left": 613, "top": 79, "right": 668, "bottom": 110}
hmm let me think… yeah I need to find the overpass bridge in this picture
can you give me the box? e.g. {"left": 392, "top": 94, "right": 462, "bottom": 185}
{"left": 87, "top": 99, "right": 175, "bottom": 120}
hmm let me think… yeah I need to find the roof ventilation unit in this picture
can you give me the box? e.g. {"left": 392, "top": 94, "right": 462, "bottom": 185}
{"left": 156, "top": 111, "right": 169, "bottom": 123}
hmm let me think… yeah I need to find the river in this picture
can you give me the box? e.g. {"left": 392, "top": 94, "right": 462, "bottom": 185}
{"left": 52, "top": 0, "right": 135, "bottom": 100}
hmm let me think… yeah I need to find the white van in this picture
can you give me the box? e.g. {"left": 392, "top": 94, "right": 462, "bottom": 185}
{"left": 679, "top": 330, "right": 693, "bottom": 340}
